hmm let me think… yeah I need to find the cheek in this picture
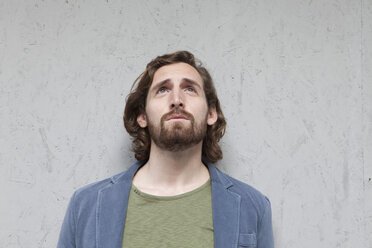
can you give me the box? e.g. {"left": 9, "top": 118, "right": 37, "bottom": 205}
{"left": 192, "top": 102, "right": 209, "bottom": 120}
{"left": 145, "top": 103, "right": 163, "bottom": 122}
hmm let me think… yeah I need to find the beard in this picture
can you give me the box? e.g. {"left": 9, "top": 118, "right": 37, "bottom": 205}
{"left": 147, "top": 108, "right": 208, "bottom": 152}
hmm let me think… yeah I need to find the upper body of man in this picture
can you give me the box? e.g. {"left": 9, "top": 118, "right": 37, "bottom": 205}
{"left": 57, "top": 51, "right": 274, "bottom": 248}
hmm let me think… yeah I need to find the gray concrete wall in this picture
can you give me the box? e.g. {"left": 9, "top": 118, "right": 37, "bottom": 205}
{"left": 0, "top": 0, "right": 371, "bottom": 247}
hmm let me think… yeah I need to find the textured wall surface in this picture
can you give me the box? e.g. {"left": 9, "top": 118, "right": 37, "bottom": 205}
{"left": 0, "top": 0, "right": 371, "bottom": 247}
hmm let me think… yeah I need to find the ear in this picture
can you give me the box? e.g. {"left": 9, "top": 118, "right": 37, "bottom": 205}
{"left": 137, "top": 113, "right": 148, "bottom": 128}
{"left": 207, "top": 106, "right": 218, "bottom": 126}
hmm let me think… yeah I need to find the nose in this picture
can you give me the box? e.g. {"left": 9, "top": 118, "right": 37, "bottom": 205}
{"left": 170, "top": 88, "right": 184, "bottom": 109}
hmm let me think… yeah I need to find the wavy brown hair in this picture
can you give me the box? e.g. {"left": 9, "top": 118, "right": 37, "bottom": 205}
{"left": 123, "top": 51, "right": 226, "bottom": 163}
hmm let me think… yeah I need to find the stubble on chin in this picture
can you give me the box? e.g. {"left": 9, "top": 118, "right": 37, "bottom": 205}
{"left": 147, "top": 110, "right": 207, "bottom": 152}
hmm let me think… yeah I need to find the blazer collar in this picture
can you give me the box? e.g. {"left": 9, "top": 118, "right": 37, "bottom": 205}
{"left": 96, "top": 161, "right": 142, "bottom": 248}
{"left": 205, "top": 161, "right": 241, "bottom": 248}
{"left": 97, "top": 161, "right": 240, "bottom": 248}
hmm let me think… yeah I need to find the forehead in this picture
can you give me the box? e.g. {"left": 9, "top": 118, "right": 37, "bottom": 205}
{"left": 151, "top": 62, "right": 203, "bottom": 87}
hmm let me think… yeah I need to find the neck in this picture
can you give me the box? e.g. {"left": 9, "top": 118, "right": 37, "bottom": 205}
{"left": 132, "top": 141, "right": 210, "bottom": 195}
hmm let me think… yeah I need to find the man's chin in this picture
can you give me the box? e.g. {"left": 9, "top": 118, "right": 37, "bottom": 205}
{"left": 163, "top": 122, "right": 191, "bottom": 131}
{"left": 156, "top": 138, "right": 197, "bottom": 152}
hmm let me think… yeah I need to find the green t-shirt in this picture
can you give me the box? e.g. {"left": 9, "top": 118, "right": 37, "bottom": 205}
{"left": 122, "top": 178, "right": 214, "bottom": 248}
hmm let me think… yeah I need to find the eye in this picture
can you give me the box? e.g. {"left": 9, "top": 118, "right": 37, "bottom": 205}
{"left": 185, "top": 87, "right": 196, "bottom": 93}
{"left": 156, "top": 87, "right": 168, "bottom": 94}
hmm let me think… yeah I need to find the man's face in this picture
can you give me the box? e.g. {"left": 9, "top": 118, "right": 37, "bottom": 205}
{"left": 137, "top": 62, "right": 217, "bottom": 152}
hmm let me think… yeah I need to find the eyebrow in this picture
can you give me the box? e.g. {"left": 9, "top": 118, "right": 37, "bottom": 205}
{"left": 151, "top": 78, "right": 202, "bottom": 92}
{"left": 181, "top": 78, "right": 202, "bottom": 89}
{"left": 151, "top": 79, "right": 171, "bottom": 92}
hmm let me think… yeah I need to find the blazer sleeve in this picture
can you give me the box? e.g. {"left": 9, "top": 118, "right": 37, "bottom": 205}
{"left": 257, "top": 197, "right": 274, "bottom": 248}
{"left": 57, "top": 192, "right": 77, "bottom": 248}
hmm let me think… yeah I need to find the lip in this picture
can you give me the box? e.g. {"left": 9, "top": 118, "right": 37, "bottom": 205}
{"left": 167, "top": 114, "right": 189, "bottom": 121}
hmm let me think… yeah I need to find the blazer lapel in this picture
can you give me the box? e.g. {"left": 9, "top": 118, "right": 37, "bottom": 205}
{"left": 207, "top": 163, "right": 241, "bottom": 248}
{"left": 96, "top": 162, "right": 142, "bottom": 248}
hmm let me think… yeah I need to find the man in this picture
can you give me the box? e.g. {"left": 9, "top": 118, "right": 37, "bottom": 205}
{"left": 58, "top": 51, "right": 274, "bottom": 248}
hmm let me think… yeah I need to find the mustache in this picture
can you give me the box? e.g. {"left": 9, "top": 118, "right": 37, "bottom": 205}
{"left": 161, "top": 108, "right": 194, "bottom": 123}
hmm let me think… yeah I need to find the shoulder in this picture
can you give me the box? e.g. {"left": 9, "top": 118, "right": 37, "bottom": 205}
{"left": 72, "top": 177, "right": 112, "bottom": 201}
{"left": 71, "top": 161, "right": 141, "bottom": 204}
{"left": 230, "top": 174, "right": 270, "bottom": 209}
{"left": 213, "top": 165, "right": 271, "bottom": 215}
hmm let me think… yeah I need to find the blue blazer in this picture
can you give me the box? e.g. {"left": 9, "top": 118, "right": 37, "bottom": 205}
{"left": 58, "top": 161, "right": 274, "bottom": 248}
